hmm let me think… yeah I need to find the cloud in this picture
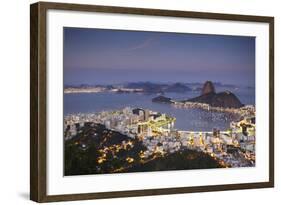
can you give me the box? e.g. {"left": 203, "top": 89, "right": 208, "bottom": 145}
{"left": 127, "top": 37, "right": 155, "bottom": 51}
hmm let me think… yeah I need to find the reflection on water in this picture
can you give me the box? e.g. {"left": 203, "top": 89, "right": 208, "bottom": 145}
{"left": 64, "top": 88, "right": 254, "bottom": 131}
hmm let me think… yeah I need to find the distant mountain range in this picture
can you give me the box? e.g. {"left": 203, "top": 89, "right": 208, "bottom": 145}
{"left": 125, "top": 82, "right": 191, "bottom": 93}
{"left": 64, "top": 81, "right": 247, "bottom": 94}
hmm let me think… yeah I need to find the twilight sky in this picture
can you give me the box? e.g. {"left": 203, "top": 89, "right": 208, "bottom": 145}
{"left": 63, "top": 27, "right": 255, "bottom": 86}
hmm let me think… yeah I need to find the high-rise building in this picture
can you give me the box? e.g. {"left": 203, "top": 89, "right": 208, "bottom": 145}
{"left": 147, "top": 126, "right": 152, "bottom": 136}
{"left": 144, "top": 109, "right": 150, "bottom": 121}
{"left": 138, "top": 124, "right": 143, "bottom": 134}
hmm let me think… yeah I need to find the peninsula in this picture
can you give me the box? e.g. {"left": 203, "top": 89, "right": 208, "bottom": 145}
{"left": 185, "top": 81, "right": 243, "bottom": 108}
{"left": 152, "top": 81, "right": 254, "bottom": 116}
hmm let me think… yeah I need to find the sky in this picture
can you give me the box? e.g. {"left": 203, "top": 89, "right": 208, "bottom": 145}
{"left": 63, "top": 27, "right": 255, "bottom": 86}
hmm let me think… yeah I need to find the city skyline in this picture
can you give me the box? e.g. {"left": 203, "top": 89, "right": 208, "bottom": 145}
{"left": 64, "top": 27, "right": 255, "bottom": 86}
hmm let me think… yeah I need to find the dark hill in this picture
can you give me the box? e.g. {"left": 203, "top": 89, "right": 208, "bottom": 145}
{"left": 186, "top": 81, "right": 243, "bottom": 108}
{"left": 152, "top": 95, "right": 172, "bottom": 104}
{"left": 124, "top": 149, "right": 222, "bottom": 172}
{"left": 187, "top": 91, "right": 243, "bottom": 108}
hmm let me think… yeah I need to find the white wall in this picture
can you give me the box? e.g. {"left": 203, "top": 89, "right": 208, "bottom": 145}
{"left": 0, "top": 0, "right": 279, "bottom": 204}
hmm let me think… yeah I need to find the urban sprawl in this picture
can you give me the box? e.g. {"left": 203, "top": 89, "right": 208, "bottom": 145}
{"left": 64, "top": 103, "right": 255, "bottom": 169}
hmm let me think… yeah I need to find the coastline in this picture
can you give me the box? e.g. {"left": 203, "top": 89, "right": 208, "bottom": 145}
{"left": 171, "top": 100, "right": 255, "bottom": 117}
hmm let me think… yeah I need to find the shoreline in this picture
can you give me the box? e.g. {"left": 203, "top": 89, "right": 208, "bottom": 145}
{"left": 171, "top": 100, "right": 255, "bottom": 117}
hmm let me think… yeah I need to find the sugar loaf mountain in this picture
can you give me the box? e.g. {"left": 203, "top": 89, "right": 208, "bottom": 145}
{"left": 153, "top": 81, "right": 243, "bottom": 108}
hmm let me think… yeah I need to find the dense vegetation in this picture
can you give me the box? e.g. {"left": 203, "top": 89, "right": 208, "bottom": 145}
{"left": 125, "top": 149, "right": 222, "bottom": 173}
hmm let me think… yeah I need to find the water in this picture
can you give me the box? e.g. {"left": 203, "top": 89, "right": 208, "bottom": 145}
{"left": 64, "top": 87, "right": 255, "bottom": 131}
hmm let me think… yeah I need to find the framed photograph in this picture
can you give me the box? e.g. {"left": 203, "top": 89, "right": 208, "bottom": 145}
{"left": 30, "top": 1, "right": 274, "bottom": 202}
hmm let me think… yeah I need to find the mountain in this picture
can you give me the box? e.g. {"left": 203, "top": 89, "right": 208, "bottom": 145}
{"left": 124, "top": 149, "right": 222, "bottom": 173}
{"left": 164, "top": 83, "right": 191, "bottom": 93}
{"left": 126, "top": 82, "right": 191, "bottom": 93}
{"left": 201, "top": 81, "right": 215, "bottom": 95}
{"left": 126, "top": 82, "right": 167, "bottom": 93}
{"left": 186, "top": 81, "right": 243, "bottom": 108}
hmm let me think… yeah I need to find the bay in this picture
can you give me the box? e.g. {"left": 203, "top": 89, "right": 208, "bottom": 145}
{"left": 64, "top": 87, "right": 255, "bottom": 132}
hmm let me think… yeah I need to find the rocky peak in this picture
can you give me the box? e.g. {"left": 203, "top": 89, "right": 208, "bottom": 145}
{"left": 187, "top": 81, "right": 243, "bottom": 108}
{"left": 202, "top": 81, "right": 216, "bottom": 95}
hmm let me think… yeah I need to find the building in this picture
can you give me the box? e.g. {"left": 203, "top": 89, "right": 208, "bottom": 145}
{"left": 144, "top": 109, "right": 150, "bottom": 121}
